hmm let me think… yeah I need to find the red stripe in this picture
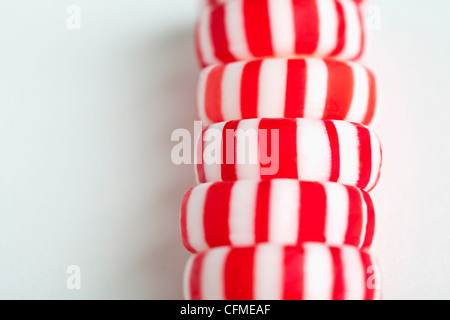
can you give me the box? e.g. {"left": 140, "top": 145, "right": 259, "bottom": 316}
{"left": 330, "top": 0, "right": 346, "bottom": 56}
{"left": 203, "top": 183, "right": 233, "bottom": 247}
{"left": 362, "top": 69, "right": 377, "bottom": 125}
{"left": 180, "top": 188, "right": 196, "bottom": 253}
{"left": 259, "top": 118, "right": 298, "bottom": 180}
{"left": 240, "top": 60, "right": 262, "bottom": 119}
{"left": 210, "top": 5, "right": 236, "bottom": 63}
{"left": 189, "top": 253, "right": 206, "bottom": 300}
{"left": 284, "top": 59, "right": 308, "bottom": 118}
{"left": 356, "top": 124, "right": 372, "bottom": 190}
{"left": 221, "top": 121, "right": 240, "bottom": 181}
{"left": 196, "top": 129, "right": 206, "bottom": 183}
{"left": 361, "top": 191, "right": 375, "bottom": 250}
{"left": 224, "top": 247, "right": 255, "bottom": 299}
{"left": 243, "top": 0, "right": 273, "bottom": 57}
{"left": 204, "top": 66, "right": 225, "bottom": 123}
{"left": 330, "top": 247, "right": 345, "bottom": 300}
{"left": 324, "top": 120, "right": 341, "bottom": 182}
{"left": 298, "top": 182, "right": 327, "bottom": 243}
{"left": 323, "top": 59, "right": 354, "bottom": 121}
{"left": 360, "top": 252, "right": 377, "bottom": 300}
{"left": 292, "top": 0, "right": 319, "bottom": 54}
{"left": 344, "top": 186, "right": 363, "bottom": 247}
{"left": 282, "top": 246, "right": 304, "bottom": 300}
{"left": 254, "top": 181, "right": 271, "bottom": 243}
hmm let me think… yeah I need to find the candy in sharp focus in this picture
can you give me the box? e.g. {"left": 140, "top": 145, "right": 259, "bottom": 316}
{"left": 195, "top": 118, "right": 382, "bottom": 191}
{"left": 196, "top": 0, "right": 365, "bottom": 66}
{"left": 181, "top": 180, "right": 375, "bottom": 253}
{"left": 198, "top": 58, "right": 376, "bottom": 125}
{"left": 184, "top": 243, "right": 380, "bottom": 300}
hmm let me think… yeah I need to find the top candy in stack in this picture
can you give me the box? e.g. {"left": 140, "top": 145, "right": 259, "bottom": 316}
{"left": 197, "top": 0, "right": 366, "bottom": 67}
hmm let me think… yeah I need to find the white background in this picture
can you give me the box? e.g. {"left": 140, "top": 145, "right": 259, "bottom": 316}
{"left": 0, "top": 0, "right": 449, "bottom": 299}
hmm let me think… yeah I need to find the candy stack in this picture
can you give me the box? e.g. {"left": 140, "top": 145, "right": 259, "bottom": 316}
{"left": 181, "top": 0, "right": 381, "bottom": 300}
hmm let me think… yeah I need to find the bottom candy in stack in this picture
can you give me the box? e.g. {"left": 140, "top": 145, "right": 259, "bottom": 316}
{"left": 184, "top": 244, "right": 380, "bottom": 300}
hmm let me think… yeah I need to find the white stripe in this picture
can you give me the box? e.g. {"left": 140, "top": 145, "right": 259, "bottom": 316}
{"left": 221, "top": 61, "right": 246, "bottom": 121}
{"left": 197, "top": 65, "right": 216, "bottom": 125}
{"left": 254, "top": 244, "right": 283, "bottom": 300}
{"left": 334, "top": 121, "right": 360, "bottom": 186}
{"left": 341, "top": 246, "right": 365, "bottom": 300}
{"left": 303, "top": 243, "right": 334, "bottom": 300}
{"left": 235, "top": 119, "right": 262, "bottom": 180}
{"left": 198, "top": 7, "right": 220, "bottom": 65}
{"left": 358, "top": 189, "right": 368, "bottom": 248}
{"left": 367, "top": 128, "right": 382, "bottom": 191}
{"left": 296, "top": 119, "right": 332, "bottom": 182}
{"left": 268, "top": 0, "right": 296, "bottom": 56}
{"left": 324, "top": 183, "right": 349, "bottom": 246}
{"left": 258, "top": 59, "right": 288, "bottom": 118}
{"left": 314, "top": 0, "right": 339, "bottom": 56}
{"left": 183, "top": 256, "right": 195, "bottom": 300}
{"left": 269, "top": 180, "right": 300, "bottom": 244}
{"left": 203, "top": 122, "right": 226, "bottom": 182}
{"left": 345, "top": 63, "right": 369, "bottom": 123}
{"left": 225, "top": 0, "right": 253, "bottom": 61}
{"left": 335, "top": 0, "right": 362, "bottom": 59}
{"left": 187, "top": 183, "right": 211, "bottom": 251}
{"left": 202, "top": 247, "right": 230, "bottom": 300}
{"left": 229, "top": 181, "right": 258, "bottom": 246}
{"left": 303, "top": 59, "right": 328, "bottom": 119}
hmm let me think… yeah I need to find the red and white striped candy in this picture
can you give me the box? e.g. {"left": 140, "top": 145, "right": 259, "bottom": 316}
{"left": 201, "top": 0, "right": 367, "bottom": 9}
{"left": 184, "top": 243, "right": 380, "bottom": 300}
{"left": 200, "top": 0, "right": 229, "bottom": 8}
{"left": 181, "top": 180, "right": 375, "bottom": 253}
{"left": 198, "top": 58, "right": 376, "bottom": 126}
{"left": 196, "top": 0, "right": 365, "bottom": 66}
{"left": 195, "top": 118, "right": 382, "bottom": 191}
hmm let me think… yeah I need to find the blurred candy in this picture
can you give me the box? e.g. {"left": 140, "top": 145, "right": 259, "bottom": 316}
{"left": 184, "top": 243, "right": 380, "bottom": 300}
{"left": 196, "top": 0, "right": 365, "bottom": 66}
{"left": 198, "top": 58, "right": 376, "bottom": 125}
{"left": 201, "top": 0, "right": 367, "bottom": 9}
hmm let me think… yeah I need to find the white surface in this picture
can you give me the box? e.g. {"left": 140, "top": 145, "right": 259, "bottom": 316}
{"left": 0, "top": 0, "right": 449, "bottom": 299}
